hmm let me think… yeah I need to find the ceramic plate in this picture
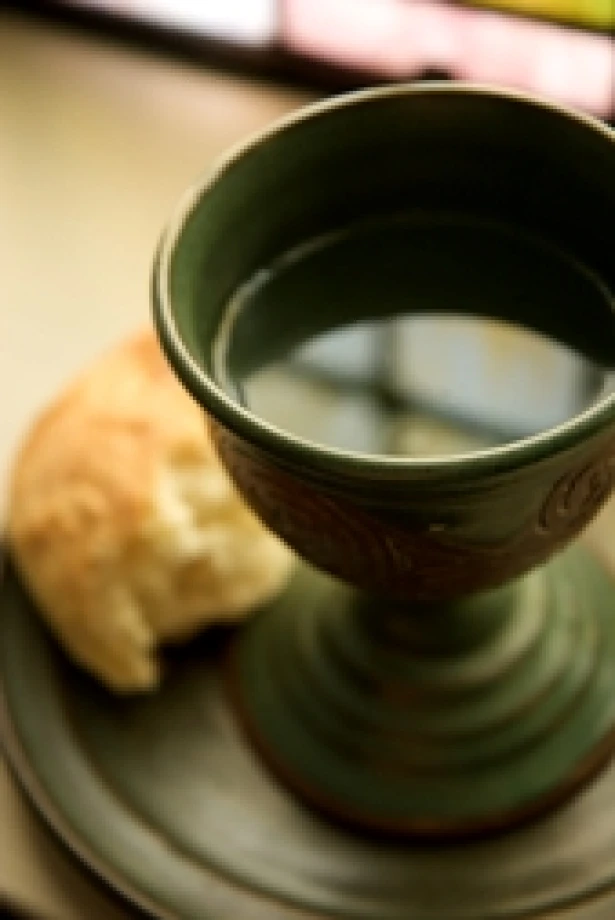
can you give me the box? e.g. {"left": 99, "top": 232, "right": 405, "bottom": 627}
{"left": 6, "top": 550, "right": 615, "bottom": 919}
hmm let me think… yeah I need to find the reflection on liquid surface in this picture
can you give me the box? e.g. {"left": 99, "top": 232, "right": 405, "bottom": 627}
{"left": 215, "top": 215, "right": 614, "bottom": 457}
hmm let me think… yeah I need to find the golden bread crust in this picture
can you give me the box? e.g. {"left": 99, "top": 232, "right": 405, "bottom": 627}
{"left": 8, "top": 330, "right": 292, "bottom": 691}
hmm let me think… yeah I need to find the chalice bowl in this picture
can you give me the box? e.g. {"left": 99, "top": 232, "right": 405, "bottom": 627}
{"left": 153, "top": 84, "right": 615, "bottom": 914}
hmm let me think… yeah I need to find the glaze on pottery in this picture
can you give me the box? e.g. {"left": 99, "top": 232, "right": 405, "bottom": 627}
{"left": 154, "top": 84, "right": 615, "bottom": 836}
{"left": 211, "top": 423, "right": 615, "bottom": 602}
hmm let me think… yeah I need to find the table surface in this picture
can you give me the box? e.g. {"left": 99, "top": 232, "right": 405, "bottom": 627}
{"left": 3, "top": 11, "right": 615, "bottom": 920}
{"left": 0, "top": 11, "right": 310, "bottom": 918}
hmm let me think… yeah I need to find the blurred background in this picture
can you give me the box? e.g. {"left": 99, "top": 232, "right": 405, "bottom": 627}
{"left": 0, "top": 2, "right": 613, "bottom": 918}
{"left": 16, "top": 0, "right": 615, "bottom": 117}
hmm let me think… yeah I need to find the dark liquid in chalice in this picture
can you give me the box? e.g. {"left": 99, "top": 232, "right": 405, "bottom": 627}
{"left": 214, "top": 214, "right": 615, "bottom": 457}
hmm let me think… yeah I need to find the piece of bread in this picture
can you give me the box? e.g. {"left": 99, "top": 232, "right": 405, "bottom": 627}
{"left": 7, "top": 330, "right": 293, "bottom": 692}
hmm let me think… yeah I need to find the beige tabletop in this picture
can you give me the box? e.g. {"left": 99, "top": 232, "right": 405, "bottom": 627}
{"left": 0, "top": 11, "right": 310, "bottom": 917}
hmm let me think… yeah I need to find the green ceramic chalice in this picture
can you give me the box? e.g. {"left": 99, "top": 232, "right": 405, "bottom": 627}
{"left": 154, "top": 84, "right": 615, "bottom": 840}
